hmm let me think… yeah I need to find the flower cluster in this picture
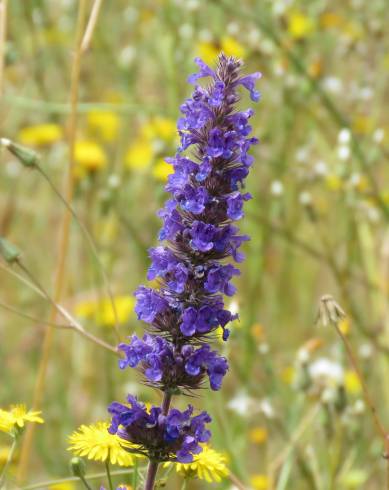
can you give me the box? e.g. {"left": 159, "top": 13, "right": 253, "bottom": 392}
{"left": 108, "top": 54, "right": 260, "bottom": 465}
{"left": 119, "top": 334, "right": 228, "bottom": 391}
{"left": 108, "top": 396, "right": 211, "bottom": 463}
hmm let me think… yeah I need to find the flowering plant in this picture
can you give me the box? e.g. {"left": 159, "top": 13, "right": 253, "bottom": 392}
{"left": 108, "top": 53, "right": 261, "bottom": 489}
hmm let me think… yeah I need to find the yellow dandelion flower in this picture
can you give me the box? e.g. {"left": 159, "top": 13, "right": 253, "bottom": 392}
{"left": 196, "top": 41, "right": 219, "bottom": 65}
{"left": 87, "top": 111, "right": 120, "bottom": 142}
{"left": 249, "top": 426, "right": 268, "bottom": 445}
{"left": 196, "top": 37, "right": 246, "bottom": 65}
{"left": 125, "top": 140, "right": 154, "bottom": 171}
{"left": 320, "top": 12, "right": 343, "bottom": 29}
{"left": 251, "top": 323, "right": 265, "bottom": 341}
{"left": 352, "top": 115, "right": 374, "bottom": 136}
{"left": 0, "top": 405, "right": 43, "bottom": 434}
{"left": 116, "top": 486, "right": 133, "bottom": 490}
{"left": 344, "top": 370, "right": 362, "bottom": 395}
{"left": 153, "top": 158, "right": 173, "bottom": 182}
{"left": 280, "top": 365, "right": 295, "bottom": 385}
{"left": 221, "top": 36, "right": 246, "bottom": 59}
{"left": 341, "top": 21, "right": 363, "bottom": 42}
{"left": 251, "top": 474, "right": 272, "bottom": 490}
{"left": 141, "top": 117, "right": 176, "bottom": 142}
{"left": 75, "top": 295, "right": 134, "bottom": 327}
{"left": 164, "top": 445, "right": 229, "bottom": 483}
{"left": 0, "top": 410, "right": 15, "bottom": 434}
{"left": 18, "top": 123, "right": 63, "bottom": 147}
{"left": 287, "top": 11, "right": 314, "bottom": 40}
{"left": 49, "top": 483, "right": 76, "bottom": 490}
{"left": 325, "top": 174, "right": 343, "bottom": 191}
{"left": 68, "top": 421, "right": 140, "bottom": 466}
{"left": 74, "top": 140, "right": 107, "bottom": 174}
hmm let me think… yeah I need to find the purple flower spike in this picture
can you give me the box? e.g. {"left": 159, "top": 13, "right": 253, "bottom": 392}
{"left": 108, "top": 53, "right": 260, "bottom": 466}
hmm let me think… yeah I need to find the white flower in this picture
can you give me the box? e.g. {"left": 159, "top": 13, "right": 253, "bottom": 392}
{"left": 227, "top": 22, "right": 239, "bottom": 35}
{"left": 373, "top": 128, "right": 384, "bottom": 143}
{"left": 309, "top": 358, "right": 344, "bottom": 385}
{"left": 228, "top": 300, "right": 239, "bottom": 316}
{"left": 259, "top": 398, "right": 275, "bottom": 419}
{"left": 179, "top": 24, "right": 194, "bottom": 39}
{"left": 270, "top": 180, "right": 284, "bottom": 196}
{"left": 323, "top": 77, "right": 343, "bottom": 94}
{"left": 337, "top": 145, "right": 351, "bottom": 160}
{"left": 314, "top": 161, "right": 328, "bottom": 177}
{"left": 359, "top": 343, "right": 373, "bottom": 359}
{"left": 299, "top": 191, "right": 312, "bottom": 206}
{"left": 228, "top": 391, "right": 258, "bottom": 417}
{"left": 338, "top": 128, "right": 351, "bottom": 145}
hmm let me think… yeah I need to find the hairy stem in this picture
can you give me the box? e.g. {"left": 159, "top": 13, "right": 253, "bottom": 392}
{"left": 144, "top": 392, "right": 172, "bottom": 490}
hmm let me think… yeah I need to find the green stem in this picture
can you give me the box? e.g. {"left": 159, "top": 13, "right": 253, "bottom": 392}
{"left": 79, "top": 474, "right": 93, "bottom": 490}
{"left": 181, "top": 478, "right": 188, "bottom": 490}
{"left": 0, "top": 437, "right": 17, "bottom": 487}
{"left": 132, "top": 458, "right": 139, "bottom": 489}
{"left": 36, "top": 165, "right": 121, "bottom": 341}
{"left": 105, "top": 459, "right": 113, "bottom": 490}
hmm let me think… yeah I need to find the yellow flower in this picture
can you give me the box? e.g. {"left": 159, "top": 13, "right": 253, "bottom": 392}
{"left": 87, "top": 111, "right": 120, "bottom": 142}
{"left": 344, "top": 370, "right": 362, "bottom": 395}
{"left": 125, "top": 140, "right": 153, "bottom": 171}
{"left": 75, "top": 295, "right": 134, "bottom": 327}
{"left": 251, "top": 474, "right": 272, "bottom": 490}
{"left": 249, "top": 427, "right": 268, "bottom": 445}
{"left": 325, "top": 174, "right": 343, "bottom": 191}
{"left": 280, "top": 366, "right": 295, "bottom": 385}
{"left": 49, "top": 483, "right": 76, "bottom": 490}
{"left": 196, "top": 37, "right": 246, "bottom": 65}
{"left": 287, "top": 11, "right": 314, "bottom": 40}
{"left": 338, "top": 317, "right": 350, "bottom": 336}
{"left": 352, "top": 116, "right": 374, "bottom": 135}
{"left": 74, "top": 140, "right": 107, "bottom": 174}
{"left": 221, "top": 36, "right": 246, "bottom": 59}
{"left": 165, "top": 445, "right": 229, "bottom": 483}
{"left": 153, "top": 158, "right": 173, "bottom": 181}
{"left": 0, "top": 405, "right": 43, "bottom": 434}
{"left": 320, "top": 12, "right": 343, "bottom": 29}
{"left": 68, "top": 421, "right": 140, "bottom": 466}
{"left": 18, "top": 123, "right": 63, "bottom": 147}
{"left": 141, "top": 117, "right": 176, "bottom": 142}
{"left": 251, "top": 323, "right": 265, "bottom": 341}
{"left": 197, "top": 41, "right": 219, "bottom": 65}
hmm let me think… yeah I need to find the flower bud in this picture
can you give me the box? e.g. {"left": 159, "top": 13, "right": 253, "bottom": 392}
{"left": 70, "top": 456, "right": 86, "bottom": 478}
{"left": 0, "top": 138, "right": 40, "bottom": 167}
{"left": 0, "top": 237, "right": 21, "bottom": 263}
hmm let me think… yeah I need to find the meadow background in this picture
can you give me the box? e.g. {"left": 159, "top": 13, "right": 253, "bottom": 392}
{"left": 1, "top": 0, "right": 389, "bottom": 488}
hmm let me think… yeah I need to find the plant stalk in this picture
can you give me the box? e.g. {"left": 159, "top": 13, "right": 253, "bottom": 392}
{"left": 144, "top": 392, "right": 172, "bottom": 490}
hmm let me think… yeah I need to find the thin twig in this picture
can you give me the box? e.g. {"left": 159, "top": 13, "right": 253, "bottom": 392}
{"left": 81, "top": 0, "right": 103, "bottom": 52}
{"left": 17, "top": 1, "right": 88, "bottom": 481}
{"left": 0, "top": 0, "right": 7, "bottom": 96}
{"left": 36, "top": 165, "right": 121, "bottom": 340}
{"left": 333, "top": 321, "right": 387, "bottom": 443}
{"left": 0, "top": 260, "right": 118, "bottom": 354}
{"left": 229, "top": 472, "right": 248, "bottom": 490}
{"left": 0, "top": 301, "right": 72, "bottom": 329}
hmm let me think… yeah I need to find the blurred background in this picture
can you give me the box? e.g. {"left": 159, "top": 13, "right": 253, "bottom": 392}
{"left": 1, "top": 0, "right": 389, "bottom": 488}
